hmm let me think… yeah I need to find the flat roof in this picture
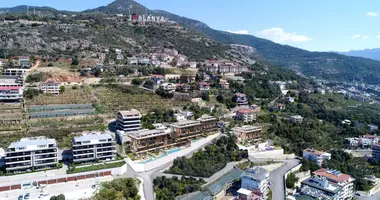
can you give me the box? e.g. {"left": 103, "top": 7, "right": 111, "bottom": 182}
{"left": 232, "top": 125, "right": 262, "bottom": 133}
{"left": 206, "top": 168, "right": 243, "bottom": 196}
{"left": 312, "top": 168, "right": 352, "bottom": 183}
{"left": 8, "top": 137, "right": 57, "bottom": 149}
{"left": 170, "top": 120, "right": 201, "bottom": 128}
{"left": 301, "top": 177, "right": 342, "bottom": 194}
{"left": 197, "top": 114, "right": 217, "bottom": 122}
{"left": 242, "top": 167, "right": 269, "bottom": 182}
{"left": 237, "top": 188, "right": 252, "bottom": 195}
{"left": 117, "top": 109, "right": 141, "bottom": 118}
{"left": 128, "top": 129, "right": 168, "bottom": 139}
{"left": 73, "top": 133, "right": 113, "bottom": 143}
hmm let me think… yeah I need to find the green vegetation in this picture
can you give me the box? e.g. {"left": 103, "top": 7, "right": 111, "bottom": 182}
{"left": 154, "top": 176, "right": 205, "bottom": 200}
{"left": 25, "top": 72, "right": 48, "bottom": 83}
{"left": 286, "top": 172, "right": 299, "bottom": 189}
{"left": 142, "top": 108, "right": 176, "bottom": 129}
{"left": 66, "top": 160, "right": 125, "bottom": 174}
{"left": 236, "top": 161, "right": 281, "bottom": 170}
{"left": 131, "top": 78, "right": 144, "bottom": 86}
{"left": 299, "top": 159, "right": 319, "bottom": 172}
{"left": 23, "top": 88, "right": 41, "bottom": 99}
{"left": 95, "top": 178, "right": 140, "bottom": 200}
{"left": 50, "top": 194, "right": 65, "bottom": 200}
{"left": 166, "top": 137, "right": 248, "bottom": 177}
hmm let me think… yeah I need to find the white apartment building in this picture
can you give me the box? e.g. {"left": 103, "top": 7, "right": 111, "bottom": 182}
{"left": 39, "top": 79, "right": 62, "bottom": 95}
{"left": 290, "top": 115, "right": 304, "bottom": 123}
{"left": 116, "top": 109, "right": 142, "bottom": 132}
{"left": 303, "top": 148, "right": 331, "bottom": 166}
{"left": 5, "top": 137, "right": 58, "bottom": 172}
{"left": 236, "top": 108, "right": 256, "bottom": 123}
{"left": 72, "top": 133, "right": 116, "bottom": 163}
{"left": 241, "top": 167, "right": 270, "bottom": 200}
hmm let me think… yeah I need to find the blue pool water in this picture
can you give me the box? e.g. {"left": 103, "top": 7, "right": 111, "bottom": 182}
{"left": 156, "top": 154, "right": 166, "bottom": 159}
{"left": 167, "top": 148, "right": 181, "bottom": 154}
{"left": 138, "top": 158, "right": 153, "bottom": 164}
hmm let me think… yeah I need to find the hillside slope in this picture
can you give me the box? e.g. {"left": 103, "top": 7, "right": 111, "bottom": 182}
{"left": 339, "top": 48, "right": 380, "bottom": 61}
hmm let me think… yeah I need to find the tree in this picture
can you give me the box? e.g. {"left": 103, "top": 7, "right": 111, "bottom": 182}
{"left": 71, "top": 56, "right": 79, "bottom": 65}
{"left": 50, "top": 194, "right": 65, "bottom": 200}
{"left": 216, "top": 94, "right": 225, "bottom": 103}
{"left": 286, "top": 172, "right": 298, "bottom": 189}
{"left": 201, "top": 92, "right": 210, "bottom": 101}
{"left": 132, "top": 78, "right": 144, "bottom": 86}
{"left": 59, "top": 86, "right": 65, "bottom": 94}
{"left": 24, "top": 89, "right": 40, "bottom": 99}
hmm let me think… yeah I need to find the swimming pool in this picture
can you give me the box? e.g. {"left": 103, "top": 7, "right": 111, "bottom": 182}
{"left": 138, "top": 158, "right": 153, "bottom": 164}
{"left": 167, "top": 148, "right": 181, "bottom": 154}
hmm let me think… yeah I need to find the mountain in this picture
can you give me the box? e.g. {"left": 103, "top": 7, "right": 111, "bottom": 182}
{"left": 0, "top": 5, "right": 72, "bottom": 15}
{"left": 3, "top": 0, "right": 380, "bottom": 84}
{"left": 339, "top": 48, "right": 380, "bottom": 61}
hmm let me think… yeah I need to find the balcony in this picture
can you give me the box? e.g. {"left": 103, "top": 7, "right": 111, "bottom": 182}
{"left": 73, "top": 151, "right": 94, "bottom": 156}
{"left": 5, "top": 159, "right": 31, "bottom": 165}
{"left": 6, "top": 153, "right": 31, "bottom": 159}
{"left": 73, "top": 157, "right": 96, "bottom": 162}
{"left": 35, "top": 148, "right": 57, "bottom": 155}
{"left": 34, "top": 159, "right": 57, "bottom": 166}
{"left": 73, "top": 145, "right": 95, "bottom": 151}
{"left": 34, "top": 154, "right": 57, "bottom": 160}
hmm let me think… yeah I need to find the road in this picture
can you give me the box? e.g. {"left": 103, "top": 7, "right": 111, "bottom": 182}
{"left": 269, "top": 159, "right": 300, "bottom": 200}
{"left": 356, "top": 192, "right": 380, "bottom": 200}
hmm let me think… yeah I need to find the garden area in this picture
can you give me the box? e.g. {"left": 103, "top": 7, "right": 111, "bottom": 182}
{"left": 166, "top": 136, "right": 248, "bottom": 177}
{"left": 66, "top": 160, "right": 126, "bottom": 174}
{"left": 94, "top": 178, "right": 140, "bottom": 200}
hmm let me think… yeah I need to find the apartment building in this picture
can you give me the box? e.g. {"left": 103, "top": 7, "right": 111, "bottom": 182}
{"left": 125, "top": 129, "right": 170, "bottom": 153}
{"left": 300, "top": 168, "right": 355, "bottom": 200}
{"left": 5, "top": 137, "right": 58, "bottom": 172}
{"left": 116, "top": 109, "right": 142, "bottom": 132}
{"left": 235, "top": 93, "right": 249, "bottom": 106}
{"left": 302, "top": 148, "right": 331, "bottom": 166}
{"left": 198, "top": 82, "right": 210, "bottom": 91}
{"left": 372, "top": 143, "right": 380, "bottom": 163}
{"left": 0, "top": 86, "right": 23, "bottom": 101}
{"left": 232, "top": 125, "right": 263, "bottom": 143}
{"left": 3, "top": 68, "right": 28, "bottom": 76}
{"left": 236, "top": 108, "right": 256, "bottom": 123}
{"left": 72, "top": 133, "right": 116, "bottom": 163}
{"left": 39, "top": 79, "right": 62, "bottom": 95}
{"left": 197, "top": 114, "right": 218, "bottom": 133}
{"left": 241, "top": 167, "right": 270, "bottom": 200}
{"left": 170, "top": 120, "right": 203, "bottom": 141}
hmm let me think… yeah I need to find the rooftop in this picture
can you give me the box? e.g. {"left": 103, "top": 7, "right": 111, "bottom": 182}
{"left": 242, "top": 167, "right": 269, "bottom": 182}
{"left": 128, "top": 129, "right": 168, "bottom": 139}
{"left": 235, "top": 93, "right": 246, "bottom": 97}
{"left": 41, "top": 79, "right": 61, "bottom": 84}
{"left": 236, "top": 108, "right": 254, "bottom": 114}
{"left": 73, "top": 133, "right": 113, "bottom": 143}
{"left": 301, "top": 177, "right": 342, "bottom": 195}
{"left": 312, "top": 168, "right": 352, "bottom": 183}
{"left": 197, "top": 114, "right": 217, "bottom": 122}
{"left": 206, "top": 168, "right": 243, "bottom": 196}
{"left": 237, "top": 188, "right": 252, "bottom": 196}
{"left": 170, "top": 120, "right": 201, "bottom": 128}
{"left": 8, "top": 137, "right": 57, "bottom": 150}
{"left": 117, "top": 109, "right": 142, "bottom": 118}
{"left": 303, "top": 148, "right": 329, "bottom": 156}
{"left": 232, "top": 125, "right": 263, "bottom": 133}
{"left": 176, "top": 191, "right": 212, "bottom": 200}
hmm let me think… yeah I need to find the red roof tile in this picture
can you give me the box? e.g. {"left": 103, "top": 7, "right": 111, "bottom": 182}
{"left": 312, "top": 168, "right": 351, "bottom": 182}
{"left": 0, "top": 86, "right": 22, "bottom": 90}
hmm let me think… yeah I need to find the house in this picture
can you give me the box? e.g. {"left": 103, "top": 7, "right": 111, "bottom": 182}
{"left": 241, "top": 167, "right": 270, "bottom": 199}
{"left": 302, "top": 148, "right": 331, "bottom": 166}
{"left": 150, "top": 74, "right": 165, "bottom": 85}
{"left": 300, "top": 168, "right": 355, "bottom": 200}
{"left": 170, "top": 120, "right": 203, "bottom": 143}
{"left": 138, "top": 58, "right": 150, "bottom": 65}
{"left": 128, "top": 57, "right": 138, "bottom": 65}
{"left": 72, "top": 133, "right": 116, "bottom": 163}
{"left": 219, "top": 79, "right": 230, "bottom": 89}
{"left": 0, "top": 86, "right": 23, "bottom": 101}
{"left": 39, "top": 79, "right": 62, "bottom": 95}
{"left": 251, "top": 104, "right": 261, "bottom": 113}
{"left": 235, "top": 93, "right": 249, "bottom": 106}
{"left": 176, "top": 84, "right": 191, "bottom": 92}
{"left": 116, "top": 109, "right": 142, "bottom": 132}
{"left": 232, "top": 125, "right": 263, "bottom": 143}
{"left": 286, "top": 97, "right": 295, "bottom": 103}
{"left": 290, "top": 115, "right": 303, "bottom": 123}
{"left": 173, "top": 111, "right": 193, "bottom": 121}
{"left": 180, "top": 75, "right": 196, "bottom": 83}
{"left": 237, "top": 188, "right": 261, "bottom": 200}
{"left": 5, "top": 137, "right": 58, "bottom": 172}
{"left": 17, "top": 56, "right": 30, "bottom": 68}
{"left": 3, "top": 68, "right": 28, "bottom": 76}
{"left": 368, "top": 124, "right": 379, "bottom": 132}
{"left": 161, "top": 82, "right": 176, "bottom": 93}
{"left": 236, "top": 108, "right": 256, "bottom": 123}
{"left": 198, "top": 82, "right": 210, "bottom": 91}
{"left": 317, "top": 88, "right": 326, "bottom": 95}
{"left": 124, "top": 129, "right": 169, "bottom": 154}
{"left": 197, "top": 114, "right": 218, "bottom": 133}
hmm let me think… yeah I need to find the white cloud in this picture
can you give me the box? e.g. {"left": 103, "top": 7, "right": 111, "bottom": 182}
{"left": 351, "top": 34, "right": 370, "bottom": 39}
{"left": 226, "top": 30, "right": 249, "bottom": 35}
{"left": 377, "top": 34, "right": 380, "bottom": 38}
{"left": 362, "top": 36, "right": 370, "bottom": 40}
{"left": 255, "top": 27, "right": 311, "bottom": 42}
{"left": 366, "top": 12, "right": 378, "bottom": 16}
{"left": 351, "top": 34, "right": 361, "bottom": 39}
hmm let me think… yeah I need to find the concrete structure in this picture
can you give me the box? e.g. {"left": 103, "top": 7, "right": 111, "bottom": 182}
{"left": 72, "top": 133, "right": 116, "bottom": 163}
{"left": 2, "top": 68, "right": 28, "bottom": 76}
{"left": 290, "top": 115, "right": 304, "bottom": 123}
{"left": 197, "top": 114, "right": 218, "bottom": 133}
{"left": 219, "top": 79, "right": 229, "bottom": 89}
{"left": 170, "top": 120, "right": 203, "bottom": 142}
{"left": 122, "top": 129, "right": 169, "bottom": 154}
{"left": 373, "top": 143, "right": 380, "bottom": 163}
{"left": 236, "top": 108, "right": 256, "bottom": 123}
{"left": 5, "top": 137, "right": 58, "bottom": 172}
{"left": 241, "top": 167, "right": 270, "bottom": 199}
{"left": 299, "top": 168, "right": 355, "bottom": 200}
{"left": 0, "top": 86, "right": 23, "bottom": 101}
{"left": 0, "top": 75, "right": 24, "bottom": 87}
{"left": 116, "top": 109, "right": 142, "bottom": 132}
{"left": 161, "top": 82, "right": 176, "bottom": 93}
{"left": 39, "top": 79, "right": 62, "bottom": 95}
{"left": 16, "top": 56, "right": 30, "bottom": 68}
{"left": 302, "top": 148, "right": 331, "bottom": 166}
{"left": 236, "top": 93, "right": 249, "bottom": 106}
{"left": 232, "top": 125, "right": 263, "bottom": 143}
{"left": 368, "top": 124, "right": 379, "bottom": 132}
{"left": 198, "top": 82, "right": 210, "bottom": 91}
{"left": 150, "top": 74, "right": 165, "bottom": 85}
{"left": 286, "top": 97, "right": 295, "bottom": 103}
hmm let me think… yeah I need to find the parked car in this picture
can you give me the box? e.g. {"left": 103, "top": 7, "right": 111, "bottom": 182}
{"left": 24, "top": 193, "right": 30, "bottom": 199}
{"left": 18, "top": 195, "right": 23, "bottom": 200}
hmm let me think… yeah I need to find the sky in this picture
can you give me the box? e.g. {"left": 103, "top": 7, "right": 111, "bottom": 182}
{"left": 2, "top": 0, "right": 380, "bottom": 52}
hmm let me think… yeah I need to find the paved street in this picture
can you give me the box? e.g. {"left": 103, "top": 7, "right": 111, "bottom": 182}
{"left": 269, "top": 159, "right": 300, "bottom": 200}
{"left": 356, "top": 192, "right": 380, "bottom": 200}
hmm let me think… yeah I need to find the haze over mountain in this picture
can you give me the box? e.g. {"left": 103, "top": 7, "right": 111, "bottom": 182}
{"left": 339, "top": 48, "right": 380, "bottom": 61}
{"left": 2, "top": 0, "right": 380, "bottom": 84}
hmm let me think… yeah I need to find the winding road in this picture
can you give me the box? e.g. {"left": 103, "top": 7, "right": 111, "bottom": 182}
{"left": 269, "top": 159, "right": 300, "bottom": 200}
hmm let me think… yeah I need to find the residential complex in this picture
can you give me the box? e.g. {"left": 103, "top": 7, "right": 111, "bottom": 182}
{"left": 170, "top": 120, "right": 203, "bottom": 142}
{"left": 299, "top": 168, "right": 355, "bottom": 200}
{"left": 39, "top": 79, "right": 62, "bottom": 95}
{"left": 116, "top": 109, "right": 142, "bottom": 132}
{"left": 236, "top": 108, "right": 256, "bottom": 123}
{"left": 5, "top": 137, "right": 58, "bottom": 172}
{"left": 72, "top": 133, "right": 116, "bottom": 163}
{"left": 302, "top": 148, "right": 331, "bottom": 166}
{"left": 372, "top": 143, "right": 380, "bottom": 163}
{"left": 241, "top": 167, "right": 270, "bottom": 200}
{"left": 117, "top": 129, "right": 169, "bottom": 154}
{"left": 232, "top": 125, "right": 263, "bottom": 143}
{"left": 0, "top": 86, "right": 23, "bottom": 101}
{"left": 197, "top": 114, "right": 218, "bottom": 133}
{"left": 345, "top": 134, "right": 379, "bottom": 149}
